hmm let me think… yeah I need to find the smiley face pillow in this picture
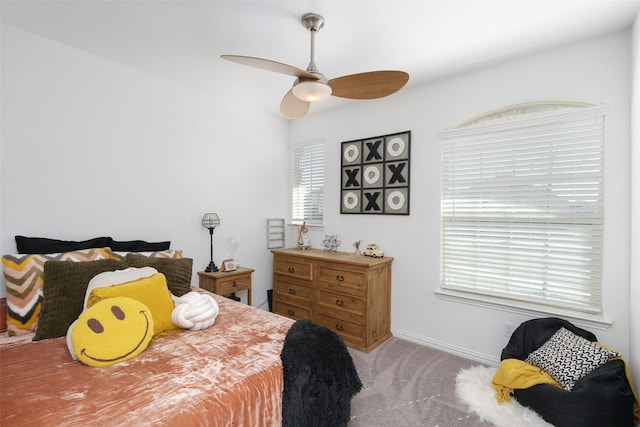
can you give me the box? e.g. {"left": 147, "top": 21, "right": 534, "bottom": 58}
{"left": 69, "top": 297, "right": 154, "bottom": 367}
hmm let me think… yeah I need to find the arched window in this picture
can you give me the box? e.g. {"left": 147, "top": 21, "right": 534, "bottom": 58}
{"left": 440, "top": 101, "right": 606, "bottom": 314}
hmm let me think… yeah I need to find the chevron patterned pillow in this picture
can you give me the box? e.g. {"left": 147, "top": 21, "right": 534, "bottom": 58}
{"left": 2, "top": 247, "right": 114, "bottom": 336}
{"left": 525, "top": 327, "right": 619, "bottom": 391}
{"left": 110, "top": 249, "right": 183, "bottom": 262}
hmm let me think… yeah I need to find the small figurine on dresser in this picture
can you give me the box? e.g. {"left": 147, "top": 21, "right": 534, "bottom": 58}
{"left": 296, "top": 222, "right": 310, "bottom": 249}
{"left": 363, "top": 243, "right": 384, "bottom": 258}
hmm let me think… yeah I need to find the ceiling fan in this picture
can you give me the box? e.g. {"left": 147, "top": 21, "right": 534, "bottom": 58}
{"left": 221, "top": 13, "right": 409, "bottom": 119}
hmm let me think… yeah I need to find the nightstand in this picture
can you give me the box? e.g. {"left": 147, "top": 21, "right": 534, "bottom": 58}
{"left": 198, "top": 267, "right": 254, "bottom": 305}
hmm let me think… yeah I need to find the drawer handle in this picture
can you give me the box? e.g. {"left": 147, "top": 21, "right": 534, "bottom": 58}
{"left": 335, "top": 324, "right": 344, "bottom": 331}
{"left": 288, "top": 288, "right": 296, "bottom": 295}
{"left": 288, "top": 267, "right": 295, "bottom": 273}
{"left": 232, "top": 281, "right": 238, "bottom": 288}
{"left": 288, "top": 309, "right": 295, "bottom": 316}
{"left": 336, "top": 275, "right": 344, "bottom": 281}
{"left": 335, "top": 299, "right": 344, "bottom": 306}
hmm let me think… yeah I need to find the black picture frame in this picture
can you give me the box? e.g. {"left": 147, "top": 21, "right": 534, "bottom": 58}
{"left": 340, "top": 131, "right": 410, "bottom": 215}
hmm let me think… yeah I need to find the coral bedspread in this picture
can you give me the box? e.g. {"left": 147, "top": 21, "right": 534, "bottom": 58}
{"left": 0, "top": 292, "right": 295, "bottom": 426}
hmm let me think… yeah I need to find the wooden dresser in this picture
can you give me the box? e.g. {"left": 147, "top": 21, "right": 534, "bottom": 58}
{"left": 271, "top": 248, "right": 393, "bottom": 352}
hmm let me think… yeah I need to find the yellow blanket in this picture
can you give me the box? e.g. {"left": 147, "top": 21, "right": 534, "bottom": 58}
{"left": 491, "top": 358, "right": 561, "bottom": 404}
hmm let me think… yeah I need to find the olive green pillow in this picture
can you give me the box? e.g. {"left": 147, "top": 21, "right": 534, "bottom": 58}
{"left": 34, "top": 259, "right": 126, "bottom": 341}
{"left": 125, "top": 253, "right": 192, "bottom": 297}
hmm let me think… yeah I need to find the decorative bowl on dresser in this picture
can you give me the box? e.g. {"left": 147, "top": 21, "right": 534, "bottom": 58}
{"left": 271, "top": 248, "right": 393, "bottom": 352}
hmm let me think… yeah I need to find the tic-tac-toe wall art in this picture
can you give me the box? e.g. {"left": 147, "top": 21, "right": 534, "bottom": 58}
{"left": 341, "top": 130, "right": 410, "bottom": 215}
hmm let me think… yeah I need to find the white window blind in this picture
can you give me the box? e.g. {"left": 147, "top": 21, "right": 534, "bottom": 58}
{"left": 440, "top": 104, "right": 606, "bottom": 314}
{"left": 291, "top": 142, "right": 324, "bottom": 226}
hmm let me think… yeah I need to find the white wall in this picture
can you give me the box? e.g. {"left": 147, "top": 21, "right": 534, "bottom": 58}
{"left": 630, "top": 8, "right": 640, "bottom": 386}
{"left": 2, "top": 22, "right": 636, "bottom": 375}
{"left": 0, "top": 25, "right": 290, "bottom": 308}
{"left": 290, "top": 31, "right": 634, "bottom": 366}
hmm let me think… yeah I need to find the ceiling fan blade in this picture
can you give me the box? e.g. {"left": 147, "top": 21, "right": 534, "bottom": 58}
{"left": 280, "top": 89, "right": 310, "bottom": 118}
{"left": 329, "top": 71, "right": 409, "bottom": 100}
{"left": 221, "top": 55, "right": 317, "bottom": 79}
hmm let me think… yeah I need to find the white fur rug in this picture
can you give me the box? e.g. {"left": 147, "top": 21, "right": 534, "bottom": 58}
{"left": 455, "top": 365, "right": 553, "bottom": 427}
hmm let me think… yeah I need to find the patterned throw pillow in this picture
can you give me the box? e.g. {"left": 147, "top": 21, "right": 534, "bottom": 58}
{"left": 110, "top": 249, "right": 183, "bottom": 262}
{"left": 525, "top": 327, "right": 620, "bottom": 390}
{"left": 1, "top": 247, "right": 114, "bottom": 336}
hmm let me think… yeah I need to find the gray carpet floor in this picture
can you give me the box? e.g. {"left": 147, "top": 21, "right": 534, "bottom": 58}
{"left": 348, "top": 337, "right": 493, "bottom": 426}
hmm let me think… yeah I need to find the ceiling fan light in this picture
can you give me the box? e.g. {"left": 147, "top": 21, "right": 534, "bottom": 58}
{"left": 292, "top": 80, "right": 332, "bottom": 102}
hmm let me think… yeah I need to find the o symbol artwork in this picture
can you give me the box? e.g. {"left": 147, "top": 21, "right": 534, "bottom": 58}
{"left": 343, "top": 191, "right": 359, "bottom": 209}
{"left": 387, "top": 137, "right": 405, "bottom": 158}
{"left": 343, "top": 144, "right": 359, "bottom": 163}
{"left": 387, "top": 190, "right": 405, "bottom": 210}
{"left": 364, "top": 165, "right": 381, "bottom": 185}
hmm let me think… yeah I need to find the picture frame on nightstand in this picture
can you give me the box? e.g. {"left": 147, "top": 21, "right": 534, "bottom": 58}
{"left": 222, "top": 259, "right": 237, "bottom": 272}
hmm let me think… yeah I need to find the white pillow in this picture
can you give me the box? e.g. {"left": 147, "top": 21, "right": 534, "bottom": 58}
{"left": 525, "top": 327, "right": 619, "bottom": 390}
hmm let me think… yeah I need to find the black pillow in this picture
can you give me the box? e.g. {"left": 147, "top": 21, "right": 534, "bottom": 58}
{"left": 109, "top": 239, "right": 171, "bottom": 252}
{"left": 15, "top": 236, "right": 111, "bottom": 254}
{"left": 33, "top": 259, "right": 126, "bottom": 341}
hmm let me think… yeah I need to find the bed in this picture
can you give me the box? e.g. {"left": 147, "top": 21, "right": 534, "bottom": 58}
{"left": 0, "top": 237, "right": 298, "bottom": 426}
{"left": 1, "top": 237, "right": 363, "bottom": 426}
{"left": 1, "top": 290, "right": 295, "bottom": 426}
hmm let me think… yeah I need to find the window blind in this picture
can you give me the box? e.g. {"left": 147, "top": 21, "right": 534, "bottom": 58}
{"left": 291, "top": 143, "right": 325, "bottom": 226}
{"left": 440, "top": 105, "right": 606, "bottom": 314}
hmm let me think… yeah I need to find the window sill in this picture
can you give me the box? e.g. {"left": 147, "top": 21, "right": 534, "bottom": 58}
{"left": 288, "top": 223, "right": 324, "bottom": 228}
{"left": 435, "top": 288, "right": 613, "bottom": 331}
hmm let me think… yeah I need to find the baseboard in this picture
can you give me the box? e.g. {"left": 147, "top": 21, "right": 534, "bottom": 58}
{"left": 391, "top": 327, "right": 499, "bottom": 367}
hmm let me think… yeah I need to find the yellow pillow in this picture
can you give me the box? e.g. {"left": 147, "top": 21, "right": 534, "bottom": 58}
{"left": 71, "top": 296, "right": 154, "bottom": 367}
{"left": 87, "top": 272, "right": 179, "bottom": 339}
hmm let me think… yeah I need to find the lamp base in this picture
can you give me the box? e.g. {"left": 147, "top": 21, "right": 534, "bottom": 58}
{"left": 205, "top": 261, "right": 219, "bottom": 273}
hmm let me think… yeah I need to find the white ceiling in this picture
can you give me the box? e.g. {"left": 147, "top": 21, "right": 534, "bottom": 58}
{"left": 2, "top": 0, "right": 638, "bottom": 118}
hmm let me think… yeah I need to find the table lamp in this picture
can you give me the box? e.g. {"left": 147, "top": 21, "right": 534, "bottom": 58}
{"left": 202, "top": 212, "right": 220, "bottom": 272}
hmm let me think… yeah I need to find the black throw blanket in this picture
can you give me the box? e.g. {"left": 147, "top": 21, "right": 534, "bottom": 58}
{"left": 281, "top": 320, "right": 363, "bottom": 427}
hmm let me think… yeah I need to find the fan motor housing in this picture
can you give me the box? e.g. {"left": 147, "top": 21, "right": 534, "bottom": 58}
{"left": 301, "top": 13, "right": 324, "bottom": 32}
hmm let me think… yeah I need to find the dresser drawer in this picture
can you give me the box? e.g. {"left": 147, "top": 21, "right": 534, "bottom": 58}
{"left": 316, "top": 264, "right": 365, "bottom": 287}
{"left": 316, "top": 265, "right": 365, "bottom": 296}
{"left": 274, "top": 278, "right": 312, "bottom": 301}
{"left": 317, "top": 290, "right": 365, "bottom": 317}
{"left": 213, "top": 275, "right": 251, "bottom": 295}
{"left": 274, "top": 300, "right": 312, "bottom": 321}
{"left": 316, "top": 313, "right": 364, "bottom": 345}
{"left": 273, "top": 257, "right": 313, "bottom": 281}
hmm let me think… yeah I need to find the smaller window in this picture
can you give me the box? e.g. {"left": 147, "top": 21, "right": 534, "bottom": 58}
{"left": 291, "top": 142, "right": 325, "bottom": 226}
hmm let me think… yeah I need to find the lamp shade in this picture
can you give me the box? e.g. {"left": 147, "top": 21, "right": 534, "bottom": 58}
{"left": 292, "top": 80, "right": 332, "bottom": 102}
{"left": 202, "top": 213, "right": 220, "bottom": 229}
